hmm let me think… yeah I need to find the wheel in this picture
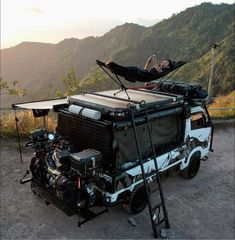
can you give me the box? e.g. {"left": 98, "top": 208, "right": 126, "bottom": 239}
{"left": 181, "top": 154, "right": 201, "bottom": 179}
{"left": 126, "top": 184, "right": 149, "bottom": 215}
{"left": 30, "top": 157, "right": 48, "bottom": 185}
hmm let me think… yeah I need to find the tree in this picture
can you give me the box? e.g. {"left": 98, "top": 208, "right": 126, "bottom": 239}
{"left": 0, "top": 79, "right": 27, "bottom": 97}
{"left": 56, "top": 67, "right": 80, "bottom": 97}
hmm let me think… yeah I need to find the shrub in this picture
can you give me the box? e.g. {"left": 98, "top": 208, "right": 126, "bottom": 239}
{"left": 208, "top": 91, "right": 235, "bottom": 119}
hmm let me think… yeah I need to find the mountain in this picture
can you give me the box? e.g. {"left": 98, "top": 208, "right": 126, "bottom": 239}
{"left": 111, "top": 3, "right": 235, "bottom": 95}
{"left": 1, "top": 24, "right": 145, "bottom": 100}
{"left": 1, "top": 3, "right": 234, "bottom": 108}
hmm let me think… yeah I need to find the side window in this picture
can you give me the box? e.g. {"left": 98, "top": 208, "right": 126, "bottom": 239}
{"left": 191, "top": 113, "right": 206, "bottom": 130}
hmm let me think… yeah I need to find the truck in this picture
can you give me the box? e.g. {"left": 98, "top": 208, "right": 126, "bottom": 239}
{"left": 15, "top": 61, "right": 213, "bottom": 238}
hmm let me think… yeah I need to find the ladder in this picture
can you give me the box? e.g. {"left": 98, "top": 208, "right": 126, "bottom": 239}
{"left": 128, "top": 101, "right": 170, "bottom": 238}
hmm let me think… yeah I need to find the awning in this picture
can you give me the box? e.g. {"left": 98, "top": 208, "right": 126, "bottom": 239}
{"left": 12, "top": 98, "right": 68, "bottom": 110}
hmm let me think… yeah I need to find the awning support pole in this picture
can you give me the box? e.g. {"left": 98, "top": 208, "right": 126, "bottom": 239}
{"left": 14, "top": 108, "right": 23, "bottom": 163}
{"left": 43, "top": 116, "right": 47, "bottom": 129}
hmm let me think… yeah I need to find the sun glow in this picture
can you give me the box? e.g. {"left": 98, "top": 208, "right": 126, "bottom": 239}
{"left": 1, "top": 0, "right": 234, "bottom": 49}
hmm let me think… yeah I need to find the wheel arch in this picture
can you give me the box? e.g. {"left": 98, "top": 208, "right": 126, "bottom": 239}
{"left": 181, "top": 147, "right": 202, "bottom": 170}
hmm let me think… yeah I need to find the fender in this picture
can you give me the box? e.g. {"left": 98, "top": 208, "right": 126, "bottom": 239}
{"left": 180, "top": 147, "right": 202, "bottom": 170}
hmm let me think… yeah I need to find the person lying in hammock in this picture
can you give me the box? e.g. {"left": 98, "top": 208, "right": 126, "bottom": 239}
{"left": 144, "top": 55, "right": 174, "bottom": 74}
{"left": 96, "top": 57, "right": 185, "bottom": 83}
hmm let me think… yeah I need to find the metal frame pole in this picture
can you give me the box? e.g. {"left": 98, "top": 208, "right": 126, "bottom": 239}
{"left": 14, "top": 108, "right": 23, "bottom": 162}
{"left": 208, "top": 44, "right": 219, "bottom": 96}
{"left": 43, "top": 115, "right": 47, "bottom": 129}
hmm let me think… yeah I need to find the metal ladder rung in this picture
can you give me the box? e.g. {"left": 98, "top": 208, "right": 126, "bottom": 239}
{"left": 150, "top": 187, "right": 160, "bottom": 194}
{"left": 155, "top": 218, "right": 166, "bottom": 227}
{"left": 129, "top": 102, "right": 170, "bottom": 238}
{"left": 153, "top": 203, "right": 162, "bottom": 210}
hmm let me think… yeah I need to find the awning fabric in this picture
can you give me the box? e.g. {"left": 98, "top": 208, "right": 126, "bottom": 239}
{"left": 12, "top": 98, "right": 67, "bottom": 110}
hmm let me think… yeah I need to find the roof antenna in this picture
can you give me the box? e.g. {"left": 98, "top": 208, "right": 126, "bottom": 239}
{"left": 208, "top": 44, "right": 219, "bottom": 97}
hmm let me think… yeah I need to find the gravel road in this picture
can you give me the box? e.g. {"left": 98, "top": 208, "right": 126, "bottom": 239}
{"left": 0, "top": 122, "right": 234, "bottom": 239}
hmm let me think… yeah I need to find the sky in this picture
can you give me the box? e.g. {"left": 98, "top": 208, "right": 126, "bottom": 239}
{"left": 1, "top": 0, "right": 234, "bottom": 49}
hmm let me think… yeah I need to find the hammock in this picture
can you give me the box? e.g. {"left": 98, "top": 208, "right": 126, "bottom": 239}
{"left": 96, "top": 60, "right": 186, "bottom": 83}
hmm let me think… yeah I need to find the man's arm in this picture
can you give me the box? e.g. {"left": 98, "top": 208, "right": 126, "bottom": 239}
{"left": 144, "top": 56, "right": 162, "bottom": 73}
{"left": 144, "top": 57, "right": 152, "bottom": 70}
{"left": 152, "top": 58, "right": 162, "bottom": 73}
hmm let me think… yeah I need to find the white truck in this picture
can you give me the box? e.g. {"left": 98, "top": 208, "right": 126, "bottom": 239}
{"left": 16, "top": 66, "right": 213, "bottom": 238}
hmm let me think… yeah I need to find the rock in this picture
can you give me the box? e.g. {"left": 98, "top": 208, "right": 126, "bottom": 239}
{"left": 160, "top": 228, "right": 167, "bottom": 239}
{"left": 128, "top": 217, "right": 137, "bottom": 226}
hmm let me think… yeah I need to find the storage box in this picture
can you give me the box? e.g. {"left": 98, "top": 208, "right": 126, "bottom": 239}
{"left": 70, "top": 149, "right": 102, "bottom": 175}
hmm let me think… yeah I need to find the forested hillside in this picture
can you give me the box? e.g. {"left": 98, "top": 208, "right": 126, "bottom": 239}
{"left": 103, "top": 3, "right": 235, "bottom": 95}
{"left": 1, "top": 2, "right": 234, "bottom": 107}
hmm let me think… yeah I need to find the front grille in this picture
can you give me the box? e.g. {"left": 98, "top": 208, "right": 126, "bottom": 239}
{"left": 57, "top": 111, "right": 113, "bottom": 168}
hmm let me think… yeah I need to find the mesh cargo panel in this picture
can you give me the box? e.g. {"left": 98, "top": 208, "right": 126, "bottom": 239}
{"left": 57, "top": 112, "right": 113, "bottom": 167}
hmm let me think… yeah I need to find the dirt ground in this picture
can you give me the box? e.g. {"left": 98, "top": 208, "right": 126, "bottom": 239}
{"left": 0, "top": 122, "right": 234, "bottom": 239}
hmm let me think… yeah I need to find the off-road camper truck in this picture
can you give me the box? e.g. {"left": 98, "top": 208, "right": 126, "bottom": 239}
{"left": 15, "top": 61, "right": 213, "bottom": 238}
{"left": 16, "top": 86, "right": 213, "bottom": 237}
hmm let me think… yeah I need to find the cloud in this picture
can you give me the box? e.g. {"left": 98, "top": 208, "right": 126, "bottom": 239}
{"left": 26, "top": 6, "right": 43, "bottom": 15}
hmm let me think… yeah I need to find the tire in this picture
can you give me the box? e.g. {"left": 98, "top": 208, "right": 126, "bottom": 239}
{"left": 30, "top": 157, "right": 48, "bottom": 185}
{"left": 126, "top": 184, "right": 149, "bottom": 215}
{"left": 181, "top": 154, "right": 201, "bottom": 179}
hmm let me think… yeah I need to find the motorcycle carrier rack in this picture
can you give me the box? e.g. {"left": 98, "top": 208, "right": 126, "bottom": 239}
{"left": 31, "top": 180, "right": 108, "bottom": 227}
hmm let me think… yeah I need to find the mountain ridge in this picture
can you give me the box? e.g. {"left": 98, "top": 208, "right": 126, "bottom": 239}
{"left": 1, "top": 3, "right": 234, "bottom": 107}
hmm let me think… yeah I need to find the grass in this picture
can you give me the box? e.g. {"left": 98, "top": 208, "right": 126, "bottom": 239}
{"left": 0, "top": 111, "right": 57, "bottom": 139}
{"left": 208, "top": 91, "right": 235, "bottom": 119}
